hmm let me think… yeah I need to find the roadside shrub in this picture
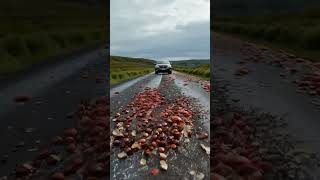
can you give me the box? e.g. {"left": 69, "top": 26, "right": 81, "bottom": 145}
{"left": 118, "top": 74, "right": 124, "bottom": 79}
{"left": 111, "top": 74, "right": 117, "bottom": 79}
{"left": 1, "top": 35, "right": 28, "bottom": 57}
{"left": 205, "top": 71, "right": 210, "bottom": 78}
{"left": 175, "top": 65, "right": 209, "bottom": 79}
{"left": 192, "top": 69, "right": 201, "bottom": 76}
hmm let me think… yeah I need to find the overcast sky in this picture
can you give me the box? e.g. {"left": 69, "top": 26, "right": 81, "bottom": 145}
{"left": 111, "top": 0, "right": 210, "bottom": 61}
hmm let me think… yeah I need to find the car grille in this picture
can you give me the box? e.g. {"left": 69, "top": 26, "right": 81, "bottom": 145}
{"left": 159, "top": 65, "right": 168, "bottom": 68}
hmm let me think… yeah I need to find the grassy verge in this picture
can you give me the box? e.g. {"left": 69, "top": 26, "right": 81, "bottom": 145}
{"left": 0, "top": 0, "right": 107, "bottom": 76}
{"left": 0, "top": 30, "right": 106, "bottom": 74}
{"left": 213, "top": 8, "right": 320, "bottom": 61}
{"left": 174, "top": 64, "right": 210, "bottom": 80}
{"left": 110, "top": 56, "right": 154, "bottom": 86}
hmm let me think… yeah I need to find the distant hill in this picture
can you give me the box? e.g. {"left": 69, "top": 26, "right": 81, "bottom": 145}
{"left": 213, "top": 0, "right": 320, "bottom": 16}
{"left": 111, "top": 56, "right": 155, "bottom": 67}
{"left": 171, "top": 59, "right": 210, "bottom": 68}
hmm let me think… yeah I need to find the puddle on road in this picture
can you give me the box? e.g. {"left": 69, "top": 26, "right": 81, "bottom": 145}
{"left": 110, "top": 73, "right": 153, "bottom": 97}
{"left": 174, "top": 75, "right": 210, "bottom": 131}
{"left": 145, "top": 74, "right": 162, "bottom": 89}
{"left": 174, "top": 77, "right": 209, "bottom": 108}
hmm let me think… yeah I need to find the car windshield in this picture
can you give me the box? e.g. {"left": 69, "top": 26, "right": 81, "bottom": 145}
{"left": 157, "top": 61, "right": 170, "bottom": 64}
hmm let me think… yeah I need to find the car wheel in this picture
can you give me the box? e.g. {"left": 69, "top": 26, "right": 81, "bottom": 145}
{"left": 168, "top": 71, "right": 172, "bottom": 74}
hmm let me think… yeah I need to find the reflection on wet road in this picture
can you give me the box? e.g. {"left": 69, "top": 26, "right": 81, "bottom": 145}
{"left": 145, "top": 73, "right": 162, "bottom": 89}
{"left": 110, "top": 73, "right": 153, "bottom": 98}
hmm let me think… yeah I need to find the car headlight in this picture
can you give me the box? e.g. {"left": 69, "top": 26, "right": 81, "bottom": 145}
{"left": 155, "top": 65, "right": 159, "bottom": 68}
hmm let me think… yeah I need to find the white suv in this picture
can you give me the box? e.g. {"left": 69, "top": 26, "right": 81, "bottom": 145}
{"left": 155, "top": 61, "right": 172, "bottom": 74}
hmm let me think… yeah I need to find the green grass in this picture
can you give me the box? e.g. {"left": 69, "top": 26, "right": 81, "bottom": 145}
{"left": 171, "top": 59, "right": 210, "bottom": 68}
{"left": 213, "top": 8, "right": 320, "bottom": 61}
{"left": 0, "top": 0, "right": 107, "bottom": 76}
{"left": 110, "top": 56, "right": 154, "bottom": 86}
{"left": 174, "top": 64, "right": 210, "bottom": 80}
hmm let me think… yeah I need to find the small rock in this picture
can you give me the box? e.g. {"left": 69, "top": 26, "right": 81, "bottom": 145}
{"left": 159, "top": 153, "right": 167, "bottom": 160}
{"left": 131, "top": 130, "right": 136, "bottom": 137}
{"left": 200, "top": 144, "right": 210, "bottom": 155}
{"left": 67, "top": 143, "right": 76, "bottom": 153}
{"left": 15, "top": 163, "right": 33, "bottom": 177}
{"left": 38, "top": 149, "right": 52, "bottom": 159}
{"left": 117, "top": 152, "right": 127, "bottom": 159}
{"left": 160, "top": 160, "right": 168, "bottom": 170}
{"left": 150, "top": 168, "right": 160, "bottom": 176}
{"left": 64, "top": 128, "right": 77, "bottom": 137}
{"left": 197, "top": 132, "right": 209, "bottom": 140}
{"left": 47, "top": 154, "right": 61, "bottom": 165}
{"left": 52, "top": 136, "right": 64, "bottom": 145}
{"left": 158, "top": 147, "right": 165, "bottom": 153}
{"left": 112, "top": 129, "right": 124, "bottom": 137}
{"left": 195, "top": 172, "right": 205, "bottom": 180}
{"left": 131, "top": 142, "right": 141, "bottom": 149}
{"left": 140, "top": 158, "right": 146, "bottom": 166}
{"left": 51, "top": 172, "right": 64, "bottom": 180}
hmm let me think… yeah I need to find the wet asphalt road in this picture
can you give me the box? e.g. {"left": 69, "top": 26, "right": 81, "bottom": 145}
{"left": 213, "top": 35, "right": 320, "bottom": 164}
{"left": 110, "top": 72, "right": 210, "bottom": 180}
{"left": 0, "top": 48, "right": 108, "bottom": 177}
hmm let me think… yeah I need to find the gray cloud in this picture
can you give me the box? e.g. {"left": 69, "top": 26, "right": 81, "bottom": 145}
{"left": 111, "top": 0, "right": 210, "bottom": 60}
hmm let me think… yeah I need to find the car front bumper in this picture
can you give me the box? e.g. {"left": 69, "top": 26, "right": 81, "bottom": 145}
{"left": 155, "top": 68, "right": 172, "bottom": 72}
